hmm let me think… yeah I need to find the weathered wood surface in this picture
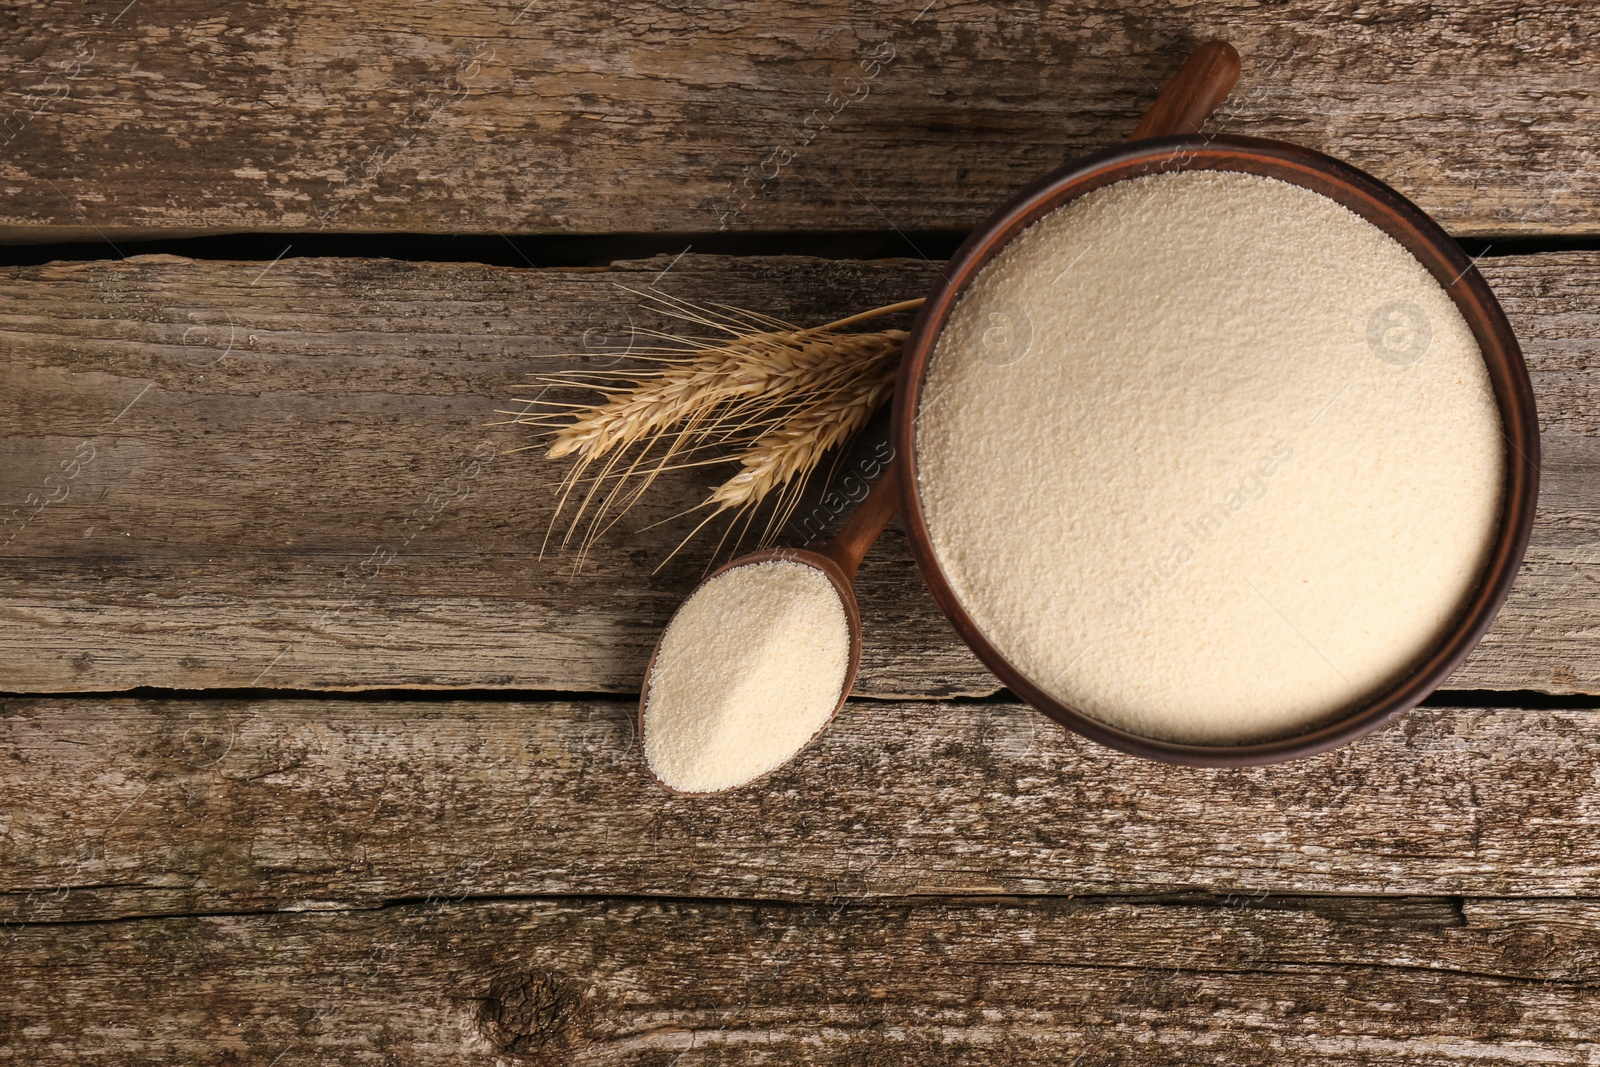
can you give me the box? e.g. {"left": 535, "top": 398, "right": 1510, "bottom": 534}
{"left": 2, "top": 1, "right": 1599, "bottom": 241}
{"left": 5, "top": 895, "right": 1600, "bottom": 1065}
{"left": 1, "top": 253, "right": 1595, "bottom": 696}
{"left": 6, "top": 697, "right": 1600, "bottom": 925}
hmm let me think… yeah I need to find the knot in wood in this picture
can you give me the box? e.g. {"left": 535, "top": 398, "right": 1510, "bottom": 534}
{"left": 476, "top": 969, "right": 587, "bottom": 1059}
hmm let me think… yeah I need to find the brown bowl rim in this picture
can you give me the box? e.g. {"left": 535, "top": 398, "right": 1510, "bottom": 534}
{"left": 637, "top": 548, "right": 863, "bottom": 795}
{"left": 890, "top": 132, "right": 1541, "bottom": 767}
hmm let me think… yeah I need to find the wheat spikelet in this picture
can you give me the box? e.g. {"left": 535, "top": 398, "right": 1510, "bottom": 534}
{"left": 704, "top": 352, "right": 897, "bottom": 516}
{"left": 545, "top": 325, "right": 895, "bottom": 462}
{"left": 709, "top": 355, "right": 897, "bottom": 553}
{"left": 515, "top": 288, "right": 922, "bottom": 568}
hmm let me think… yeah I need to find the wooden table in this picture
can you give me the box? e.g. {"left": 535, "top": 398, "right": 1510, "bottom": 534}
{"left": 3, "top": 3, "right": 1598, "bottom": 1062}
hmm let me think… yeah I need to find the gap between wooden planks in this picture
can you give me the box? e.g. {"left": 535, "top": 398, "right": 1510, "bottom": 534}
{"left": 0, "top": 1, "right": 1598, "bottom": 239}
{"left": 0, "top": 253, "right": 1594, "bottom": 695}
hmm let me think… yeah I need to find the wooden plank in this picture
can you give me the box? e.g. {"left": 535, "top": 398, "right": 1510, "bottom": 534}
{"left": 5, "top": 698, "right": 1600, "bottom": 923}
{"left": 1, "top": 1, "right": 1599, "bottom": 240}
{"left": 1, "top": 253, "right": 1595, "bottom": 696}
{"left": 4, "top": 895, "right": 1599, "bottom": 1064}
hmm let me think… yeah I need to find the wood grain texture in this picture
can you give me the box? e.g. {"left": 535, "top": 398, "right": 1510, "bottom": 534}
{"left": 5, "top": 697, "right": 1600, "bottom": 924}
{"left": 1, "top": 253, "right": 1595, "bottom": 696}
{"left": 4, "top": 894, "right": 1600, "bottom": 1064}
{"left": 1, "top": 1, "right": 1599, "bottom": 240}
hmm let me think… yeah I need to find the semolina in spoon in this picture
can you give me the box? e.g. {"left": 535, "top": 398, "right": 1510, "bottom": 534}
{"left": 639, "top": 465, "right": 900, "bottom": 794}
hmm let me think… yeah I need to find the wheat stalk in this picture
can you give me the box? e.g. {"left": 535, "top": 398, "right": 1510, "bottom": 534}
{"left": 509, "top": 289, "right": 922, "bottom": 569}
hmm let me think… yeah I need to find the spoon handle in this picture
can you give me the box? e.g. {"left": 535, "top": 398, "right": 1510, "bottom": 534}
{"left": 819, "top": 463, "right": 900, "bottom": 582}
{"left": 1128, "top": 41, "right": 1241, "bottom": 140}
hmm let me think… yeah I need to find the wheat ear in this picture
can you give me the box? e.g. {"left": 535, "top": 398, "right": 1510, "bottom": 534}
{"left": 518, "top": 291, "right": 922, "bottom": 567}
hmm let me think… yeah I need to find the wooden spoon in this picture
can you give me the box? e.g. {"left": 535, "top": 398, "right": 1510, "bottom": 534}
{"left": 638, "top": 464, "right": 900, "bottom": 794}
